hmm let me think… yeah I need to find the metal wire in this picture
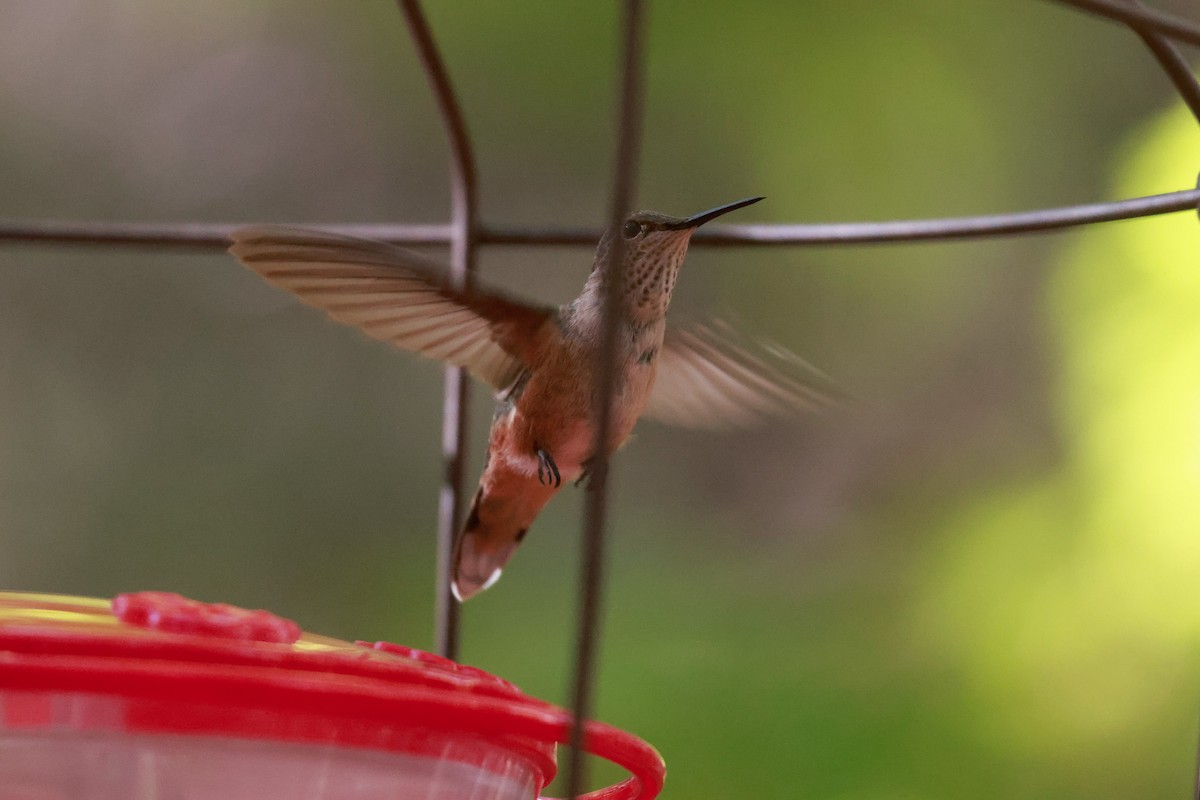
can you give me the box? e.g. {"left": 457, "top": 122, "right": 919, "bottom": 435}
{"left": 1050, "top": 0, "right": 1200, "bottom": 45}
{"left": 563, "top": 4, "right": 645, "bottom": 798}
{"left": 1, "top": 3, "right": 1198, "bottom": 798}
{"left": 1121, "top": 0, "right": 1200, "bottom": 123}
{"left": 395, "top": 0, "right": 477, "bottom": 662}
{"left": 4, "top": 185, "right": 1200, "bottom": 251}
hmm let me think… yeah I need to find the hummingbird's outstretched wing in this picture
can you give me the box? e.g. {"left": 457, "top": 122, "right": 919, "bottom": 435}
{"left": 643, "top": 320, "right": 843, "bottom": 430}
{"left": 229, "top": 226, "right": 553, "bottom": 390}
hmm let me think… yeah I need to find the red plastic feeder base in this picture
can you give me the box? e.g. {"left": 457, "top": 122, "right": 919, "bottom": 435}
{"left": 0, "top": 591, "right": 664, "bottom": 800}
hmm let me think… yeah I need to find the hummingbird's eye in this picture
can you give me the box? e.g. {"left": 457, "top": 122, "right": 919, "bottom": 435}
{"left": 622, "top": 220, "right": 643, "bottom": 239}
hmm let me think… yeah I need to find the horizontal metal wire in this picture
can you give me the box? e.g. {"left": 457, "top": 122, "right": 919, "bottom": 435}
{"left": 693, "top": 185, "right": 1200, "bottom": 245}
{"left": 0, "top": 220, "right": 453, "bottom": 249}
{"left": 3, "top": 186, "right": 1198, "bottom": 252}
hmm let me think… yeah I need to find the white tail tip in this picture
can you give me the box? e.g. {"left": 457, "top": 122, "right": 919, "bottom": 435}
{"left": 452, "top": 567, "right": 503, "bottom": 602}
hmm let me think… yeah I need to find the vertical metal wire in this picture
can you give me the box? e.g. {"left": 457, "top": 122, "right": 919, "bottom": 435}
{"left": 564, "top": 2, "right": 646, "bottom": 798}
{"left": 395, "top": 0, "right": 478, "bottom": 661}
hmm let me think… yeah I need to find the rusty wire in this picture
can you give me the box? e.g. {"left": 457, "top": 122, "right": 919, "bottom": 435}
{"left": 1, "top": 2, "right": 1199, "bottom": 799}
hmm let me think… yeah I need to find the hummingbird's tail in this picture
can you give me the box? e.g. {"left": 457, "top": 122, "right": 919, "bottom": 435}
{"left": 452, "top": 523, "right": 516, "bottom": 602}
{"left": 452, "top": 477, "right": 557, "bottom": 601}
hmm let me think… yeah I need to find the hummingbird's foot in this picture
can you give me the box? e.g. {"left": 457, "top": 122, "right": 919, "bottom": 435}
{"left": 574, "top": 460, "right": 593, "bottom": 488}
{"left": 535, "top": 447, "right": 561, "bottom": 488}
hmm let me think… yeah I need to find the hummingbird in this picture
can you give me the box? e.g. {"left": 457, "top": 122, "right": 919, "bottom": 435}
{"left": 229, "top": 197, "right": 836, "bottom": 600}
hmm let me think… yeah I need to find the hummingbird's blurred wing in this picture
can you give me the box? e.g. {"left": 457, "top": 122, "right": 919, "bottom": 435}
{"left": 643, "top": 320, "right": 842, "bottom": 430}
{"left": 230, "top": 226, "right": 553, "bottom": 390}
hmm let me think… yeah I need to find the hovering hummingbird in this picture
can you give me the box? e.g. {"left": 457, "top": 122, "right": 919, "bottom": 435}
{"left": 229, "top": 197, "right": 835, "bottom": 600}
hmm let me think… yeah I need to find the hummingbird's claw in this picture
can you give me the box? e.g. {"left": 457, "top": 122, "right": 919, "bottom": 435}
{"left": 574, "top": 461, "right": 592, "bottom": 488}
{"left": 535, "top": 447, "right": 561, "bottom": 488}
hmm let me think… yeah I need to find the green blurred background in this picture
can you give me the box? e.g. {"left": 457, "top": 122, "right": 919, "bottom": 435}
{"left": 2, "top": 1, "right": 1200, "bottom": 797}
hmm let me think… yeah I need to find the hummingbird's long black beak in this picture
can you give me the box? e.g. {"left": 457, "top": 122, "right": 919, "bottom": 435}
{"left": 670, "top": 196, "right": 765, "bottom": 230}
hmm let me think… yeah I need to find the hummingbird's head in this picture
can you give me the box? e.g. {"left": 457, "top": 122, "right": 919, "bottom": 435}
{"left": 592, "top": 196, "right": 764, "bottom": 320}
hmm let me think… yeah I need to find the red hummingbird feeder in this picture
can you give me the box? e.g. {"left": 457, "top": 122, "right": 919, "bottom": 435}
{"left": 0, "top": 591, "right": 664, "bottom": 800}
